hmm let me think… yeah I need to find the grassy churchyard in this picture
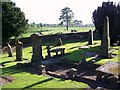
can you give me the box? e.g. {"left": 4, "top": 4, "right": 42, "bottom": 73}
{"left": 2, "top": 0, "right": 120, "bottom": 89}
{"left": 1, "top": 26, "right": 120, "bottom": 89}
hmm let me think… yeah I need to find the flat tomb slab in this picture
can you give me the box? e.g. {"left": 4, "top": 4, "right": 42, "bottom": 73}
{"left": 96, "top": 61, "right": 120, "bottom": 76}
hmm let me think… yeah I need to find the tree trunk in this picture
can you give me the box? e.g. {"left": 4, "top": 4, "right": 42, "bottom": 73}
{"left": 66, "top": 20, "right": 69, "bottom": 30}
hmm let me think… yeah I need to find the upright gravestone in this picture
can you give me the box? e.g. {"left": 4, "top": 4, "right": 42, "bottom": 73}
{"left": 100, "top": 16, "right": 110, "bottom": 58}
{"left": 7, "top": 43, "right": 13, "bottom": 57}
{"left": 88, "top": 30, "right": 93, "bottom": 45}
{"left": 59, "top": 38, "right": 63, "bottom": 46}
{"left": 56, "top": 38, "right": 63, "bottom": 46}
{"left": 31, "top": 33, "right": 43, "bottom": 63}
{"left": 16, "top": 40, "right": 23, "bottom": 61}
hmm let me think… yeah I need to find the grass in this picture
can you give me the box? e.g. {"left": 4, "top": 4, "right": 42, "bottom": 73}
{"left": 1, "top": 39, "right": 120, "bottom": 88}
{"left": 2, "top": 73, "right": 88, "bottom": 89}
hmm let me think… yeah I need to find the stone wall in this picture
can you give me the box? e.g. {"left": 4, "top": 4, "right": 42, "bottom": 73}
{"left": 10, "top": 31, "right": 100, "bottom": 46}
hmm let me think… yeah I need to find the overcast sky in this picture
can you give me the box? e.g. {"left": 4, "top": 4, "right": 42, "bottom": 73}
{"left": 12, "top": 0, "right": 120, "bottom": 24}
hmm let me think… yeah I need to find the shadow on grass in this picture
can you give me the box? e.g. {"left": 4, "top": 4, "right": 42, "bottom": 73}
{"left": 2, "top": 65, "right": 24, "bottom": 75}
{"left": 22, "top": 78, "right": 53, "bottom": 89}
{"left": 62, "top": 45, "right": 101, "bottom": 63}
{"left": 2, "top": 60, "right": 15, "bottom": 65}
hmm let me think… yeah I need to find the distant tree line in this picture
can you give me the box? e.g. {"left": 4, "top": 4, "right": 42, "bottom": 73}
{"left": 92, "top": 1, "right": 120, "bottom": 45}
{"left": 29, "top": 22, "right": 94, "bottom": 28}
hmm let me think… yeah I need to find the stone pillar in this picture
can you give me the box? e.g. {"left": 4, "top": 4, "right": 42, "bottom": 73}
{"left": 31, "top": 33, "right": 43, "bottom": 63}
{"left": 16, "top": 40, "right": 23, "bottom": 61}
{"left": 7, "top": 43, "right": 13, "bottom": 57}
{"left": 88, "top": 30, "right": 93, "bottom": 45}
{"left": 100, "top": 16, "right": 110, "bottom": 58}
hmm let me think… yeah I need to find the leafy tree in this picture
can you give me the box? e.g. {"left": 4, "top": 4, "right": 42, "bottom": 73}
{"left": 59, "top": 7, "right": 74, "bottom": 30}
{"left": 2, "top": 2, "right": 28, "bottom": 46}
{"left": 92, "top": 1, "right": 120, "bottom": 45}
{"left": 73, "top": 20, "right": 82, "bottom": 26}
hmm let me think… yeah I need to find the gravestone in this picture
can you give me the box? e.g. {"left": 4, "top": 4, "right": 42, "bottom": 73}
{"left": 16, "top": 40, "right": 23, "bottom": 61}
{"left": 56, "top": 38, "right": 63, "bottom": 46}
{"left": 7, "top": 43, "right": 13, "bottom": 57}
{"left": 88, "top": 30, "right": 93, "bottom": 45}
{"left": 31, "top": 33, "right": 43, "bottom": 63}
{"left": 100, "top": 16, "right": 110, "bottom": 58}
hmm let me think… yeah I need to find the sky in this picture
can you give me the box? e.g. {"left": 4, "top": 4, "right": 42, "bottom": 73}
{"left": 12, "top": 0, "right": 120, "bottom": 24}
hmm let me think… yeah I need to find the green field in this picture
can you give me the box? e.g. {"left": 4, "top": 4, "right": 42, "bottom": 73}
{"left": 1, "top": 38, "right": 120, "bottom": 88}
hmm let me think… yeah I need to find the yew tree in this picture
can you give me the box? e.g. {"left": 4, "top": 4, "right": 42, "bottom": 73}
{"left": 2, "top": 1, "right": 28, "bottom": 46}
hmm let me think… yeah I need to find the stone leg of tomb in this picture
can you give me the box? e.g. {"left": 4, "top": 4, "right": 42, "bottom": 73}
{"left": 46, "top": 45, "right": 51, "bottom": 58}
{"left": 61, "top": 49, "right": 65, "bottom": 55}
{"left": 56, "top": 52, "right": 58, "bottom": 56}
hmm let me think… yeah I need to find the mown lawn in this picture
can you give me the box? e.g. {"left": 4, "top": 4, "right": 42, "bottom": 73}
{"left": 1, "top": 39, "right": 119, "bottom": 89}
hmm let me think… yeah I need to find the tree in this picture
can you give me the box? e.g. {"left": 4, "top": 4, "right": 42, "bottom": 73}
{"left": 59, "top": 7, "right": 74, "bottom": 30}
{"left": 73, "top": 20, "right": 82, "bottom": 27}
{"left": 2, "top": 2, "right": 28, "bottom": 46}
{"left": 92, "top": 1, "right": 120, "bottom": 45}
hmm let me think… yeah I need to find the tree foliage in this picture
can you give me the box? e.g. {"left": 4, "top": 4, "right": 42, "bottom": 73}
{"left": 59, "top": 7, "right": 74, "bottom": 30}
{"left": 2, "top": 2, "right": 28, "bottom": 46}
{"left": 92, "top": 1, "right": 120, "bottom": 45}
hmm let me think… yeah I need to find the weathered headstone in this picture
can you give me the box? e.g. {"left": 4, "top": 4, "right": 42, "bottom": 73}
{"left": 88, "top": 30, "right": 93, "bottom": 45}
{"left": 7, "top": 43, "right": 13, "bottom": 57}
{"left": 31, "top": 33, "right": 43, "bottom": 63}
{"left": 16, "top": 40, "right": 23, "bottom": 61}
{"left": 100, "top": 16, "right": 110, "bottom": 58}
{"left": 56, "top": 38, "right": 63, "bottom": 46}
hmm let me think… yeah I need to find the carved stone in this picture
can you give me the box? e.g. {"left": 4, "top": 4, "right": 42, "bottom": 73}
{"left": 31, "top": 33, "right": 43, "bottom": 63}
{"left": 88, "top": 30, "right": 93, "bottom": 45}
{"left": 16, "top": 40, "right": 23, "bottom": 61}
